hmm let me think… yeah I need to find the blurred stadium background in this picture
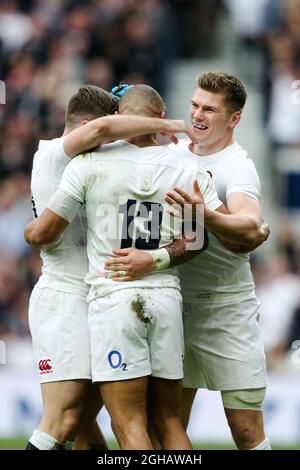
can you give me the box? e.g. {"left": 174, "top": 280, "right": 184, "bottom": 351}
{"left": 1, "top": 0, "right": 300, "bottom": 450}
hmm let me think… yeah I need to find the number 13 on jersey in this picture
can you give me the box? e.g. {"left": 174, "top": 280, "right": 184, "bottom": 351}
{"left": 118, "top": 199, "right": 163, "bottom": 250}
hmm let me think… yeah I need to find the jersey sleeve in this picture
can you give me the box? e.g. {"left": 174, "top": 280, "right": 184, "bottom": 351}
{"left": 31, "top": 138, "right": 71, "bottom": 219}
{"left": 47, "top": 189, "right": 82, "bottom": 223}
{"left": 52, "top": 137, "right": 70, "bottom": 172}
{"left": 41, "top": 138, "right": 70, "bottom": 181}
{"left": 58, "top": 154, "right": 89, "bottom": 203}
{"left": 196, "top": 171, "right": 222, "bottom": 210}
{"left": 224, "top": 157, "right": 261, "bottom": 201}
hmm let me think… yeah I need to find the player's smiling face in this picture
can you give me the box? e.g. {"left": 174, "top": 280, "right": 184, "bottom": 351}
{"left": 189, "top": 87, "right": 238, "bottom": 153}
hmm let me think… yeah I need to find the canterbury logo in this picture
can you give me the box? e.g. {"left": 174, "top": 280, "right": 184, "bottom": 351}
{"left": 38, "top": 359, "right": 52, "bottom": 373}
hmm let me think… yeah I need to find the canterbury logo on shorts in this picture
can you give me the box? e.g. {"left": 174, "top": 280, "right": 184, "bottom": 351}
{"left": 38, "top": 359, "right": 52, "bottom": 374}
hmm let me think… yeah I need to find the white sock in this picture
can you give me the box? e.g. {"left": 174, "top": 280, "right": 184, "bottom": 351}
{"left": 29, "top": 429, "right": 64, "bottom": 450}
{"left": 250, "top": 437, "right": 271, "bottom": 450}
{"left": 64, "top": 440, "right": 74, "bottom": 450}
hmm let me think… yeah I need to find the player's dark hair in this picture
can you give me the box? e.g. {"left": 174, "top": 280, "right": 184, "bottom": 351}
{"left": 65, "top": 85, "right": 119, "bottom": 127}
{"left": 196, "top": 72, "right": 247, "bottom": 114}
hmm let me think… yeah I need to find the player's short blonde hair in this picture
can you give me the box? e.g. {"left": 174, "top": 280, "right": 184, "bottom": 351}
{"left": 196, "top": 72, "right": 247, "bottom": 114}
{"left": 118, "top": 84, "right": 165, "bottom": 117}
{"left": 65, "top": 85, "right": 118, "bottom": 128}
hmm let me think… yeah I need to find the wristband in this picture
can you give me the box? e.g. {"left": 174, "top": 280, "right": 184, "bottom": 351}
{"left": 146, "top": 248, "right": 170, "bottom": 271}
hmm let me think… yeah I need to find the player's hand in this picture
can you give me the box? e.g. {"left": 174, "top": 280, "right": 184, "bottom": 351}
{"left": 158, "top": 132, "right": 179, "bottom": 145}
{"left": 172, "top": 120, "right": 198, "bottom": 143}
{"left": 104, "top": 247, "right": 155, "bottom": 282}
{"left": 160, "top": 120, "right": 198, "bottom": 144}
{"left": 165, "top": 180, "right": 205, "bottom": 219}
{"left": 183, "top": 126, "right": 198, "bottom": 144}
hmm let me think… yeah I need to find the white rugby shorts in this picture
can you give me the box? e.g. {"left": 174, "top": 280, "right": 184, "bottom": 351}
{"left": 28, "top": 286, "right": 91, "bottom": 383}
{"left": 183, "top": 296, "right": 267, "bottom": 390}
{"left": 88, "top": 287, "right": 184, "bottom": 382}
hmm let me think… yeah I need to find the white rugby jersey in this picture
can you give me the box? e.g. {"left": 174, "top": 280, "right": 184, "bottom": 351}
{"left": 169, "top": 139, "right": 261, "bottom": 302}
{"left": 31, "top": 137, "right": 88, "bottom": 296}
{"left": 57, "top": 140, "right": 222, "bottom": 301}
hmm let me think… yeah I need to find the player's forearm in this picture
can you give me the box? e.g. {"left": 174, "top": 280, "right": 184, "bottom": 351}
{"left": 104, "top": 229, "right": 209, "bottom": 281}
{"left": 25, "top": 208, "right": 70, "bottom": 248}
{"left": 24, "top": 220, "right": 38, "bottom": 246}
{"left": 101, "top": 115, "right": 187, "bottom": 140}
{"left": 65, "top": 115, "right": 173, "bottom": 157}
{"left": 166, "top": 230, "right": 208, "bottom": 267}
{"left": 24, "top": 219, "right": 50, "bottom": 248}
{"left": 204, "top": 208, "right": 260, "bottom": 246}
{"left": 212, "top": 233, "right": 254, "bottom": 254}
{"left": 65, "top": 115, "right": 191, "bottom": 157}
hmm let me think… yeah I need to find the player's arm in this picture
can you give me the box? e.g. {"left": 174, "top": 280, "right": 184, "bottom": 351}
{"left": 207, "top": 157, "right": 270, "bottom": 250}
{"left": 24, "top": 188, "right": 83, "bottom": 247}
{"left": 164, "top": 228, "right": 209, "bottom": 266}
{"left": 166, "top": 181, "right": 269, "bottom": 249}
{"left": 24, "top": 209, "right": 69, "bottom": 248}
{"left": 104, "top": 208, "right": 210, "bottom": 281}
{"left": 104, "top": 229, "right": 209, "bottom": 282}
{"left": 25, "top": 157, "right": 87, "bottom": 247}
{"left": 205, "top": 192, "right": 270, "bottom": 248}
{"left": 104, "top": 174, "right": 217, "bottom": 281}
{"left": 210, "top": 203, "right": 270, "bottom": 253}
{"left": 63, "top": 115, "right": 197, "bottom": 157}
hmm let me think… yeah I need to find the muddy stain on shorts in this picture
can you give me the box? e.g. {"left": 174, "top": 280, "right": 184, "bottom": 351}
{"left": 131, "top": 293, "right": 153, "bottom": 324}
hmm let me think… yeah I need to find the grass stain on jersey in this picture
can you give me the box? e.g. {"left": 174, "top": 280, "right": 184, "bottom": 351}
{"left": 131, "top": 294, "right": 153, "bottom": 324}
{"left": 87, "top": 173, "right": 98, "bottom": 189}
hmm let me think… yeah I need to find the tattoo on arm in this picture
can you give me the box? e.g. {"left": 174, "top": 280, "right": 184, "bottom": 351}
{"left": 167, "top": 229, "right": 208, "bottom": 267}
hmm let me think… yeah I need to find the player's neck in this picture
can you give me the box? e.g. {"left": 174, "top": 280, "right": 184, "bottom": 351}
{"left": 190, "top": 134, "right": 234, "bottom": 156}
{"left": 63, "top": 127, "right": 71, "bottom": 136}
{"left": 128, "top": 135, "right": 159, "bottom": 148}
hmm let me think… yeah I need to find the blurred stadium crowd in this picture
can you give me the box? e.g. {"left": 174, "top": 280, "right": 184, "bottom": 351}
{"left": 1, "top": 0, "right": 300, "bottom": 374}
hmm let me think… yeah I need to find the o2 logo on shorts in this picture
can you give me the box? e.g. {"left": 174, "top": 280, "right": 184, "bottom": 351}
{"left": 108, "top": 350, "right": 128, "bottom": 371}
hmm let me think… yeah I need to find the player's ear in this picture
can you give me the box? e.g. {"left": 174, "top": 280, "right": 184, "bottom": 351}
{"left": 80, "top": 119, "right": 89, "bottom": 126}
{"left": 229, "top": 111, "right": 241, "bottom": 129}
{"left": 115, "top": 110, "right": 119, "bottom": 115}
{"left": 160, "top": 111, "right": 165, "bottom": 119}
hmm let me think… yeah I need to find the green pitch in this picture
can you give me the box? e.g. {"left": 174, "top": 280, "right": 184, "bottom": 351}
{"left": 0, "top": 438, "right": 300, "bottom": 450}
